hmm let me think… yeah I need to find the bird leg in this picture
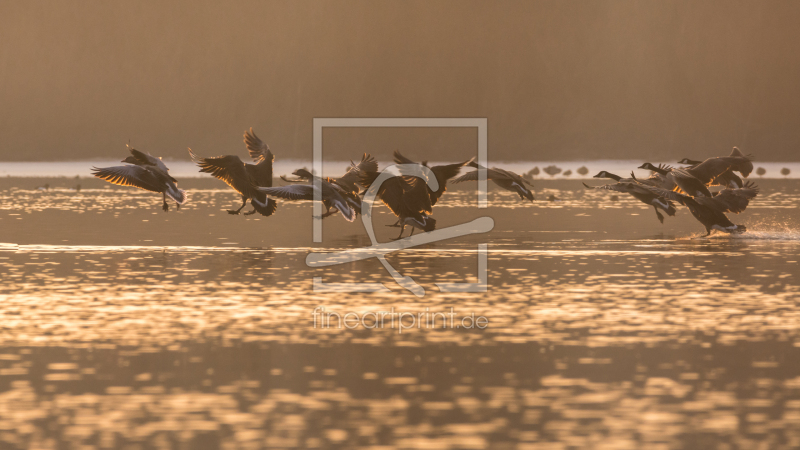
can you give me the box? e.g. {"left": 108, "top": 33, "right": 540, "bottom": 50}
{"left": 693, "top": 229, "right": 712, "bottom": 239}
{"left": 162, "top": 193, "right": 169, "bottom": 212}
{"left": 227, "top": 197, "right": 248, "bottom": 215}
{"left": 176, "top": 203, "right": 181, "bottom": 211}
{"left": 392, "top": 224, "right": 406, "bottom": 240}
{"left": 386, "top": 219, "right": 402, "bottom": 227}
{"left": 409, "top": 227, "right": 415, "bottom": 237}
{"left": 654, "top": 206, "right": 664, "bottom": 224}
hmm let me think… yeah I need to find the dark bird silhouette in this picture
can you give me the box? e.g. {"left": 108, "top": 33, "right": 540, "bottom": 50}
{"left": 358, "top": 165, "right": 438, "bottom": 239}
{"left": 392, "top": 151, "right": 472, "bottom": 206}
{"left": 92, "top": 145, "right": 187, "bottom": 212}
{"left": 632, "top": 176, "right": 759, "bottom": 237}
{"left": 188, "top": 128, "right": 277, "bottom": 217}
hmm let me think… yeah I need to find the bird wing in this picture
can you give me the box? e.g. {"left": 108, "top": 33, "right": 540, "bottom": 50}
{"left": 126, "top": 147, "right": 177, "bottom": 182}
{"left": 427, "top": 159, "right": 471, "bottom": 205}
{"left": 392, "top": 150, "right": 416, "bottom": 165}
{"left": 243, "top": 128, "right": 274, "bottom": 164}
{"left": 244, "top": 158, "right": 273, "bottom": 188}
{"left": 688, "top": 159, "right": 733, "bottom": 185}
{"left": 451, "top": 166, "right": 506, "bottom": 183}
{"left": 734, "top": 180, "right": 760, "bottom": 199}
{"left": 431, "top": 160, "right": 470, "bottom": 184}
{"left": 669, "top": 169, "right": 713, "bottom": 197}
{"left": 403, "top": 176, "right": 433, "bottom": 214}
{"left": 708, "top": 169, "right": 743, "bottom": 188}
{"left": 92, "top": 165, "right": 165, "bottom": 193}
{"left": 492, "top": 167, "right": 531, "bottom": 186}
{"left": 128, "top": 148, "right": 158, "bottom": 166}
{"left": 710, "top": 181, "right": 759, "bottom": 213}
{"left": 189, "top": 149, "right": 257, "bottom": 197}
{"left": 633, "top": 183, "right": 692, "bottom": 206}
{"left": 336, "top": 153, "right": 378, "bottom": 191}
{"left": 372, "top": 177, "right": 407, "bottom": 218}
{"left": 255, "top": 184, "right": 317, "bottom": 200}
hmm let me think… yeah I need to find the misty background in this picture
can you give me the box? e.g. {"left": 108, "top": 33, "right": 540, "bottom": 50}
{"left": 1, "top": 0, "right": 799, "bottom": 163}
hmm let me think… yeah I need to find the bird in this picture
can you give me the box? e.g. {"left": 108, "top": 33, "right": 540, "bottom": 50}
{"left": 452, "top": 161, "right": 534, "bottom": 201}
{"left": 280, "top": 154, "right": 378, "bottom": 218}
{"left": 92, "top": 145, "right": 187, "bottom": 212}
{"left": 586, "top": 171, "right": 677, "bottom": 223}
{"left": 188, "top": 128, "right": 277, "bottom": 217}
{"left": 358, "top": 165, "right": 437, "bottom": 239}
{"left": 638, "top": 163, "right": 715, "bottom": 197}
{"left": 255, "top": 169, "right": 357, "bottom": 222}
{"left": 632, "top": 176, "right": 759, "bottom": 237}
{"left": 392, "top": 151, "right": 472, "bottom": 206}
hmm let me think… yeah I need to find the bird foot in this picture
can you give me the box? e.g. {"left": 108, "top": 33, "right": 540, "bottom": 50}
{"left": 227, "top": 210, "right": 241, "bottom": 215}
{"left": 385, "top": 224, "right": 402, "bottom": 228}
{"left": 162, "top": 202, "right": 169, "bottom": 212}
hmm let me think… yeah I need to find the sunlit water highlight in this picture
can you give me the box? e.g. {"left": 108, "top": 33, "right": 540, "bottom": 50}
{"left": 0, "top": 177, "right": 799, "bottom": 449}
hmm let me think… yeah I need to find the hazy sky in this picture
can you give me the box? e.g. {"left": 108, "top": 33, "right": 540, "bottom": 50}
{"left": 1, "top": 0, "right": 799, "bottom": 162}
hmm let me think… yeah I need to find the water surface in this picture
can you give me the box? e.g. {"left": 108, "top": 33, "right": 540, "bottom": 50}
{"left": 1, "top": 177, "right": 799, "bottom": 449}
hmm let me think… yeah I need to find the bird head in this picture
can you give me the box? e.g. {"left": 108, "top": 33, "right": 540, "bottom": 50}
{"left": 293, "top": 168, "right": 314, "bottom": 179}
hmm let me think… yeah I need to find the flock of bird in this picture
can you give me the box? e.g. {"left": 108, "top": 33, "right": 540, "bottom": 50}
{"left": 91, "top": 129, "right": 757, "bottom": 238}
{"left": 584, "top": 147, "right": 758, "bottom": 236}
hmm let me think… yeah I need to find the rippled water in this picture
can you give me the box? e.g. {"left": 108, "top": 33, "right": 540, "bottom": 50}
{"left": 1, "top": 177, "right": 799, "bottom": 449}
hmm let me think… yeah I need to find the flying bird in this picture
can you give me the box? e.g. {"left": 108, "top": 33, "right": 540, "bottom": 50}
{"left": 632, "top": 176, "right": 759, "bottom": 237}
{"left": 391, "top": 151, "right": 472, "bottom": 205}
{"left": 188, "top": 128, "right": 277, "bottom": 217}
{"left": 92, "top": 145, "right": 187, "bottom": 212}
{"left": 358, "top": 165, "right": 439, "bottom": 239}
